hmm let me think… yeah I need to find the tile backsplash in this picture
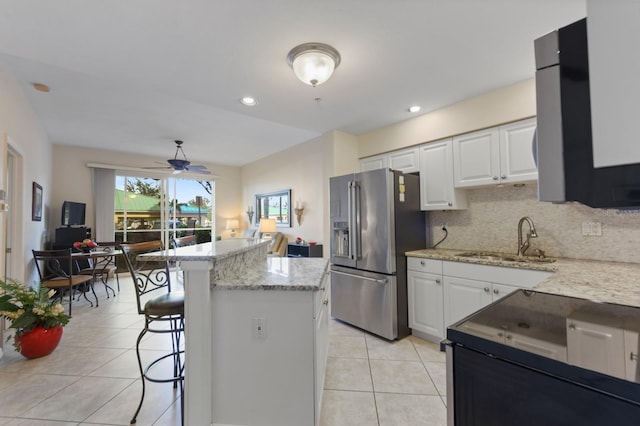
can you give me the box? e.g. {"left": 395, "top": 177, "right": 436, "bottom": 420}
{"left": 429, "top": 184, "right": 640, "bottom": 264}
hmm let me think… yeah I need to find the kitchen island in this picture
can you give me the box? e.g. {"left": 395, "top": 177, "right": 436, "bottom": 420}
{"left": 140, "top": 239, "right": 330, "bottom": 426}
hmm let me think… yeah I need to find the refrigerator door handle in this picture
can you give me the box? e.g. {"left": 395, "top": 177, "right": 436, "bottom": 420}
{"left": 331, "top": 269, "right": 388, "bottom": 284}
{"left": 348, "top": 181, "right": 358, "bottom": 260}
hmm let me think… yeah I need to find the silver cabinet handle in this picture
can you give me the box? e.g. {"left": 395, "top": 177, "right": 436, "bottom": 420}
{"left": 331, "top": 269, "right": 388, "bottom": 284}
{"left": 492, "top": 176, "right": 499, "bottom": 180}
{"left": 631, "top": 352, "right": 638, "bottom": 361}
{"left": 506, "top": 335, "right": 512, "bottom": 340}
{"left": 448, "top": 202, "right": 453, "bottom": 206}
{"left": 323, "top": 299, "right": 329, "bottom": 305}
{"left": 501, "top": 174, "right": 507, "bottom": 179}
{"left": 435, "top": 279, "right": 441, "bottom": 284}
{"left": 484, "top": 287, "right": 490, "bottom": 293}
{"left": 493, "top": 288, "right": 499, "bottom": 294}
{"left": 568, "top": 324, "right": 576, "bottom": 331}
{"left": 420, "top": 260, "right": 426, "bottom": 266}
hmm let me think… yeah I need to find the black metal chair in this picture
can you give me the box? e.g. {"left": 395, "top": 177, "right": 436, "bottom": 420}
{"left": 119, "top": 241, "right": 184, "bottom": 425}
{"left": 32, "top": 248, "right": 96, "bottom": 317}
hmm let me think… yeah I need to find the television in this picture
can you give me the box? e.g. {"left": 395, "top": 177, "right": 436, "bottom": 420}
{"left": 61, "top": 201, "right": 86, "bottom": 227}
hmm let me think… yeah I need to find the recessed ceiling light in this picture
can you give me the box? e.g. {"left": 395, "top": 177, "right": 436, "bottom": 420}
{"left": 240, "top": 97, "right": 257, "bottom": 106}
{"left": 408, "top": 105, "right": 422, "bottom": 113}
{"left": 32, "top": 82, "right": 50, "bottom": 92}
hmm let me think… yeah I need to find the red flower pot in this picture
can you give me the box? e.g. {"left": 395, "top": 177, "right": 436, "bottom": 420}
{"left": 16, "top": 326, "right": 63, "bottom": 359}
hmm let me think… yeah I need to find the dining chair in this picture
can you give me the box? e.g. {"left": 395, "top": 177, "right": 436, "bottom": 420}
{"left": 32, "top": 248, "right": 96, "bottom": 317}
{"left": 119, "top": 240, "right": 184, "bottom": 425}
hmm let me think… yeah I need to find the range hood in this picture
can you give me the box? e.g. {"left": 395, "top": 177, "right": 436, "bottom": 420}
{"left": 534, "top": 18, "right": 640, "bottom": 209}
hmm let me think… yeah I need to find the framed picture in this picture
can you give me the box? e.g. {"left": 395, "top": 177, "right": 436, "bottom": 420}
{"left": 32, "top": 182, "right": 42, "bottom": 221}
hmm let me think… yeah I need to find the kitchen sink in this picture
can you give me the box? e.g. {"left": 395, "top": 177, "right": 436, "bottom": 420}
{"left": 456, "top": 251, "right": 556, "bottom": 264}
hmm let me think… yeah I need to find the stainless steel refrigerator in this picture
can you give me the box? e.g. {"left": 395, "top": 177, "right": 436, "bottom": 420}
{"left": 330, "top": 168, "right": 427, "bottom": 340}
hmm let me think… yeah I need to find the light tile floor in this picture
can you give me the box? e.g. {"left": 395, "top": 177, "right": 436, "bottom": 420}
{"left": 0, "top": 275, "right": 447, "bottom": 425}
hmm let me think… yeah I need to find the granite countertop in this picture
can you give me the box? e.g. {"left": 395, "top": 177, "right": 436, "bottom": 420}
{"left": 138, "top": 238, "right": 270, "bottom": 262}
{"left": 215, "top": 257, "right": 329, "bottom": 291}
{"left": 406, "top": 248, "right": 640, "bottom": 308}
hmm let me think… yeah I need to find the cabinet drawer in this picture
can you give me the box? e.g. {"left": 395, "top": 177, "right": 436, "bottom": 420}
{"left": 442, "top": 260, "right": 551, "bottom": 288}
{"left": 407, "top": 257, "right": 442, "bottom": 274}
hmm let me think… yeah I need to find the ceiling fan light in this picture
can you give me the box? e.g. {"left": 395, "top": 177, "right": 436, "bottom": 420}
{"left": 287, "top": 43, "right": 340, "bottom": 87}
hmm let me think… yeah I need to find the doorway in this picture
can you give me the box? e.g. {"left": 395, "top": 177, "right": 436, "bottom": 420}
{"left": 0, "top": 135, "right": 24, "bottom": 359}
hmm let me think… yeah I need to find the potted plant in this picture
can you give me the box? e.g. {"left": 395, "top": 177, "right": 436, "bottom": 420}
{"left": 0, "top": 279, "right": 70, "bottom": 359}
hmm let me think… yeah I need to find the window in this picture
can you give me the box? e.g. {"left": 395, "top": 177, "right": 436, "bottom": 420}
{"left": 115, "top": 175, "right": 214, "bottom": 245}
{"left": 255, "top": 189, "right": 291, "bottom": 227}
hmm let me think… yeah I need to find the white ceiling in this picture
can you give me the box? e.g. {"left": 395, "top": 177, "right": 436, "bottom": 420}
{"left": 0, "top": 0, "right": 586, "bottom": 167}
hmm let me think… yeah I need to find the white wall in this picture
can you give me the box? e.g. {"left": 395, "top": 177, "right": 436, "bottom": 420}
{"left": 0, "top": 64, "right": 53, "bottom": 286}
{"left": 241, "top": 134, "right": 330, "bottom": 247}
{"left": 358, "top": 78, "right": 536, "bottom": 158}
{"left": 51, "top": 145, "right": 242, "bottom": 240}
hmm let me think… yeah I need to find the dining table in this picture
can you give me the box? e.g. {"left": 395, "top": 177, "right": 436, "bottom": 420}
{"left": 72, "top": 248, "right": 122, "bottom": 305}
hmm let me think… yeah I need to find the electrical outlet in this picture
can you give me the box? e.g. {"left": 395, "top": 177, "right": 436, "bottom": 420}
{"left": 252, "top": 317, "right": 266, "bottom": 339}
{"left": 581, "top": 221, "right": 602, "bottom": 236}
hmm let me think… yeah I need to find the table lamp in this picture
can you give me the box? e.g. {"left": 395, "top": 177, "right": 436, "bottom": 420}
{"left": 259, "top": 218, "right": 277, "bottom": 240}
{"left": 225, "top": 219, "right": 240, "bottom": 238}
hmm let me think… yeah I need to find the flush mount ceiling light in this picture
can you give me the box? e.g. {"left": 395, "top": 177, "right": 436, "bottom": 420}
{"left": 287, "top": 42, "right": 341, "bottom": 87}
{"left": 408, "top": 105, "right": 422, "bottom": 113}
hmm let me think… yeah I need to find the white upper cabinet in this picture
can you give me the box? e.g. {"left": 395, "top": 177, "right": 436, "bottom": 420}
{"left": 419, "top": 139, "right": 467, "bottom": 210}
{"left": 453, "top": 128, "right": 501, "bottom": 188}
{"left": 453, "top": 118, "right": 537, "bottom": 188}
{"left": 360, "top": 147, "right": 419, "bottom": 173}
{"left": 360, "top": 154, "right": 387, "bottom": 172}
{"left": 499, "top": 118, "right": 538, "bottom": 183}
{"left": 388, "top": 147, "right": 420, "bottom": 173}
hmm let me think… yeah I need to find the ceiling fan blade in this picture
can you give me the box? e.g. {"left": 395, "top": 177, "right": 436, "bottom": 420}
{"left": 186, "top": 164, "right": 208, "bottom": 171}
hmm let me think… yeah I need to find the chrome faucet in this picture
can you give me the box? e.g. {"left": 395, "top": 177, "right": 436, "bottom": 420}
{"left": 517, "top": 217, "right": 537, "bottom": 257}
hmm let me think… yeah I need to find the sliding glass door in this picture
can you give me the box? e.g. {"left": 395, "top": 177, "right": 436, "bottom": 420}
{"left": 115, "top": 174, "right": 214, "bottom": 247}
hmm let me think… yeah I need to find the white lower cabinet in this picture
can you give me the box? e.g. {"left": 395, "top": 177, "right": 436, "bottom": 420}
{"left": 407, "top": 256, "right": 552, "bottom": 342}
{"left": 566, "top": 312, "right": 639, "bottom": 381}
{"left": 408, "top": 270, "right": 444, "bottom": 339}
{"left": 443, "top": 276, "right": 493, "bottom": 327}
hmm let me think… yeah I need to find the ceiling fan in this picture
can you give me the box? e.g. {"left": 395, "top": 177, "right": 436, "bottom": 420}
{"left": 147, "top": 140, "right": 211, "bottom": 175}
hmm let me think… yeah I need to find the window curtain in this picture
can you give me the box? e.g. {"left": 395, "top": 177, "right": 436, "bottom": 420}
{"left": 91, "top": 167, "right": 115, "bottom": 242}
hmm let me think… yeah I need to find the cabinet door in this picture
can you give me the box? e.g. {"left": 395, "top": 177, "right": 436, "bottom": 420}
{"left": 491, "top": 283, "right": 520, "bottom": 301}
{"left": 360, "top": 155, "right": 387, "bottom": 171}
{"left": 388, "top": 147, "right": 420, "bottom": 173}
{"left": 419, "top": 139, "right": 467, "bottom": 210}
{"left": 566, "top": 318, "right": 627, "bottom": 379}
{"left": 499, "top": 118, "right": 538, "bottom": 184}
{"left": 453, "top": 128, "right": 500, "bottom": 188}
{"left": 444, "top": 276, "right": 492, "bottom": 327}
{"left": 408, "top": 270, "right": 444, "bottom": 339}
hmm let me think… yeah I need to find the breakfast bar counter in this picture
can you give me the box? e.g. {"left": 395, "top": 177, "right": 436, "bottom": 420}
{"left": 140, "top": 239, "right": 330, "bottom": 426}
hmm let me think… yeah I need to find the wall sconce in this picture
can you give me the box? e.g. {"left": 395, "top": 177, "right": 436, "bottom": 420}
{"left": 259, "top": 218, "right": 277, "bottom": 240}
{"left": 246, "top": 205, "right": 254, "bottom": 224}
{"left": 294, "top": 200, "right": 304, "bottom": 226}
{"left": 225, "top": 219, "right": 239, "bottom": 238}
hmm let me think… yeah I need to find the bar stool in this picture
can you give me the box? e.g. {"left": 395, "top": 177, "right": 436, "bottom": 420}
{"left": 119, "top": 241, "right": 184, "bottom": 425}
